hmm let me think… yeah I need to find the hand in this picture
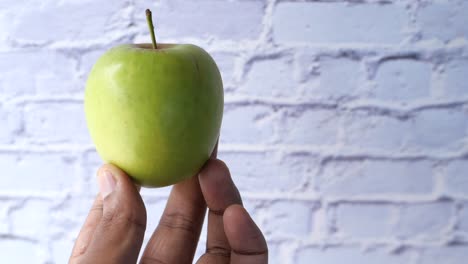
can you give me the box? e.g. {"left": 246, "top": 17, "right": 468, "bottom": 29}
{"left": 69, "top": 158, "right": 268, "bottom": 264}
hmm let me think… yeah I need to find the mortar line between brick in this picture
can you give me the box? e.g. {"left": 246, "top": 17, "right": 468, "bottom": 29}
{"left": 0, "top": 144, "right": 467, "bottom": 161}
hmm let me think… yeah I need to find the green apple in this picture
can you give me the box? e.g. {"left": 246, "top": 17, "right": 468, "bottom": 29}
{"left": 84, "top": 9, "right": 223, "bottom": 187}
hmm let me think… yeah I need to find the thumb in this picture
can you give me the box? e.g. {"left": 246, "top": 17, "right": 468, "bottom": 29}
{"left": 84, "top": 164, "right": 147, "bottom": 264}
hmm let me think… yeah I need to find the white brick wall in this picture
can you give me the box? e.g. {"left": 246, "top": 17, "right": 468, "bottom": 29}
{"left": 0, "top": 0, "right": 467, "bottom": 263}
{"left": 273, "top": 2, "right": 408, "bottom": 44}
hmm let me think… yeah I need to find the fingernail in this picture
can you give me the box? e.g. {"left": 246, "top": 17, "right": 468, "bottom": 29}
{"left": 98, "top": 170, "right": 116, "bottom": 199}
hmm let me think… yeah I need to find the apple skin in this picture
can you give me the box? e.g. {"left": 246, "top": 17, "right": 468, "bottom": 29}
{"left": 85, "top": 43, "right": 223, "bottom": 187}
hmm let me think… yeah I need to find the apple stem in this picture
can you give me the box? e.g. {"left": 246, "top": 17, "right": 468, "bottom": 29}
{"left": 146, "top": 9, "right": 158, "bottom": 49}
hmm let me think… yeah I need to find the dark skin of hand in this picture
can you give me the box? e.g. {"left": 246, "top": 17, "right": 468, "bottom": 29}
{"left": 69, "top": 147, "right": 268, "bottom": 264}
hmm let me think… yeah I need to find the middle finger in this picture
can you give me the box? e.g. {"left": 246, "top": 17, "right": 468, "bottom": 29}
{"left": 196, "top": 159, "right": 242, "bottom": 263}
{"left": 140, "top": 174, "right": 206, "bottom": 264}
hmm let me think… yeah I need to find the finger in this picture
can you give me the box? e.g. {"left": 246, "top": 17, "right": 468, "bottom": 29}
{"left": 196, "top": 159, "right": 242, "bottom": 263}
{"left": 224, "top": 204, "right": 268, "bottom": 264}
{"left": 141, "top": 174, "right": 206, "bottom": 264}
{"left": 69, "top": 194, "right": 103, "bottom": 262}
{"left": 84, "top": 164, "right": 147, "bottom": 264}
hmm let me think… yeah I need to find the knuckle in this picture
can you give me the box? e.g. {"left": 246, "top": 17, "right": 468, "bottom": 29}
{"left": 140, "top": 256, "right": 170, "bottom": 264}
{"left": 232, "top": 248, "right": 269, "bottom": 256}
{"left": 206, "top": 245, "right": 231, "bottom": 258}
{"left": 209, "top": 208, "right": 225, "bottom": 216}
{"left": 159, "top": 212, "right": 197, "bottom": 236}
{"left": 89, "top": 203, "right": 103, "bottom": 213}
{"left": 101, "top": 205, "right": 146, "bottom": 233}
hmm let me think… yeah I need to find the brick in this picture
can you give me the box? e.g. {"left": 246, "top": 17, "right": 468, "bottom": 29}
{"left": 8, "top": 0, "right": 131, "bottom": 43}
{"left": 296, "top": 246, "right": 412, "bottom": 264}
{"left": 335, "top": 203, "right": 394, "bottom": 238}
{"left": 295, "top": 49, "right": 316, "bottom": 84}
{"left": 0, "top": 56, "right": 32, "bottom": 97}
{"left": 240, "top": 56, "right": 297, "bottom": 98}
{"left": 10, "top": 200, "right": 51, "bottom": 237}
{"left": 0, "top": 152, "right": 77, "bottom": 192}
{"left": 23, "top": 102, "right": 91, "bottom": 144}
{"left": 220, "top": 105, "right": 280, "bottom": 145}
{"left": 0, "top": 240, "right": 43, "bottom": 263}
{"left": 267, "top": 242, "right": 285, "bottom": 264}
{"left": 407, "top": 108, "right": 468, "bottom": 151}
{"left": 458, "top": 202, "right": 468, "bottom": 234}
{"left": 263, "top": 200, "right": 316, "bottom": 238}
{"left": 343, "top": 108, "right": 468, "bottom": 152}
{"left": 134, "top": 0, "right": 264, "bottom": 40}
{"left": 445, "top": 160, "right": 468, "bottom": 196}
{"left": 0, "top": 51, "right": 78, "bottom": 97}
{"left": 81, "top": 150, "right": 103, "bottom": 195}
{"left": 418, "top": 2, "right": 468, "bottom": 42}
{"left": 0, "top": 201, "right": 13, "bottom": 233}
{"left": 342, "top": 111, "right": 409, "bottom": 152}
{"left": 281, "top": 108, "right": 339, "bottom": 146}
{"left": 316, "top": 58, "right": 361, "bottom": 99}
{"left": 51, "top": 239, "right": 75, "bottom": 264}
{"left": 419, "top": 246, "right": 468, "bottom": 264}
{"left": 218, "top": 151, "right": 317, "bottom": 192}
{"left": 50, "top": 197, "right": 95, "bottom": 238}
{"left": 395, "top": 202, "right": 453, "bottom": 239}
{"left": 320, "top": 159, "right": 434, "bottom": 196}
{"left": 445, "top": 59, "right": 468, "bottom": 97}
{"left": 210, "top": 52, "right": 238, "bottom": 86}
{"left": 373, "top": 60, "right": 431, "bottom": 103}
{"left": 0, "top": 103, "right": 21, "bottom": 144}
{"left": 273, "top": 3, "right": 407, "bottom": 44}
{"left": 0, "top": 220, "right": 7, "bottom": 234}
{"left": 0, "top": 11, "right": 10, "bottom": 49}
{"left": 0, "top": 223, "right": 7, "bottom": 235}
